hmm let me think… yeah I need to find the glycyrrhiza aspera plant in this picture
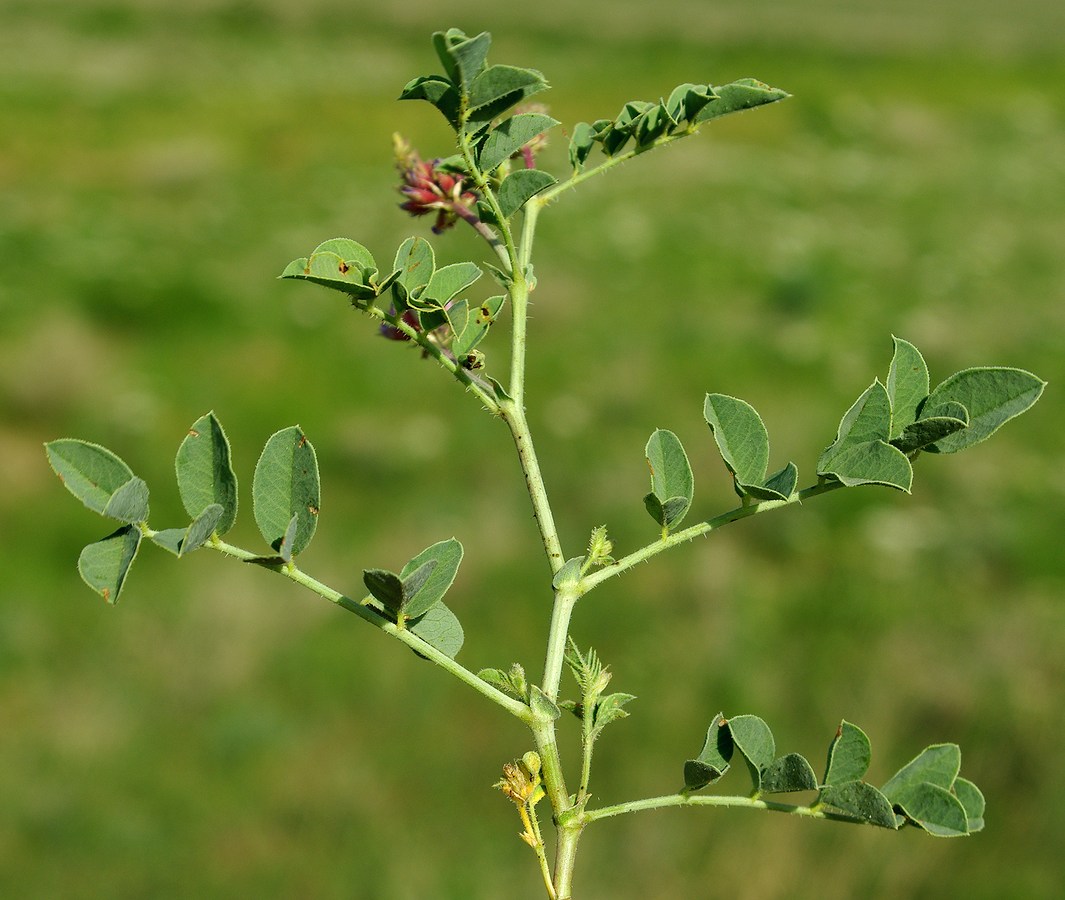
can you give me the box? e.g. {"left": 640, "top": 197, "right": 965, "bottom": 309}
{"left": 46, "top": 29, "right": 1045, "bottom": 899}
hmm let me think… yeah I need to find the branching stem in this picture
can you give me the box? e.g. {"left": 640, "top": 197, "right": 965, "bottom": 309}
{"left": 203, "top": 536, "right": 532, "bottom": 723}
{"left": 581, "top": 792, "right": 875, "bottom": 827}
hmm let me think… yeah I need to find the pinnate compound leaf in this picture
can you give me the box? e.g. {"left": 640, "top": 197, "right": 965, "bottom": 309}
{"left": 761, "top": 753, "right": 818, "bottom": 793}
{"left": 644, "top": 429, "right": 694, "bottom": 529}
{"left": 399, "top": 538, "right": 463, "bottom": 619}
{"left": 695, "top": 78, "right": 790, "bottom": 124}
{"left": 252, "top": 426, "right": 320, "bottom": 558}
{"left": 497, "top": 169, "right": 557, "bottom": 218}
{"left": 684, "top": 713, "right": 734, "bottom": 791}
{"left": 102, "top": 477, "right": 150, "bottom": 524}
{"left": 78, "top": 524, "right": 142, "bottom": 605}
{"left": 886, "top": 337, "right": 929, "bottom": 439}
{"left": 923, "top": 367, "right": 1045, "bottom": 454}
{"left": 46, "top": 439, "right": 140, "bottom": 517}
{"left": 823, "top": 720, "right": 872, "bottom": 786}
{"left": 819, "top": 781, "right": 898, "bottom": 829}
{"left": 409, "top": 601, "right": 464, "bottom": 659}
{"left": 176, "top": 412, "right": 238, "bottom": 535}
{"left": 280, "top": 238, "right": 379, "bottom": 300}
{"left": 727, "top": 714, "right": 776, "bottom": 791}
{"left": 478, "top": 113, "right": 560, "bottom": 173}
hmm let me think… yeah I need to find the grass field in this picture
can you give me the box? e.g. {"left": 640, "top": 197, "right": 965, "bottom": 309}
{"left": 2, "top": 1, "right": 1063, "bottom": 897}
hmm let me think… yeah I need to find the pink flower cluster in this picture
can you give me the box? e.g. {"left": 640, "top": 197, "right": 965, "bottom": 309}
{"left": 394, "top": 134, "right": 478, "bottom": 234}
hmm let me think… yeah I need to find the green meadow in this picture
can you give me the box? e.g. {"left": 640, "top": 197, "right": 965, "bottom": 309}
{"left": 2, "top": 1, "right": 1063, "bottom": 897}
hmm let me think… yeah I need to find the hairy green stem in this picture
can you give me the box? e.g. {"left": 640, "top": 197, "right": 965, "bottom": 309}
{"left": 540, "top": 589, "right": 579, "bottom": 700}
{"left": 552, "top": 824, "right": 583, "bottom": 900}
{"left": 369, "top": 304, "right": 499, "bottom": 413}
{"left": 204, "top": 536, "right": 532, "bottom": 722}
{"left": 582, "top": 481, "right": 845, "bottom": 593}
{"left": 533, "top": 129, "right": 695, "bottom": 208}
{"left": 499, "top": 399, "right": 566, "bottom": 574}
{"left": 581, "top": 792, "right": 871, "bottom": 826}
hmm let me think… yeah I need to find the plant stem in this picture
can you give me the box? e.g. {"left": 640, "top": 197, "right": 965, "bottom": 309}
{"left": 498, "top": 398, "right": 566, "bottom": 574}
{"left": 540, "top": 589, "right": 579, "bottom": 700}
{"left": 551, "top": 823, "right": 583, "bottom": 900}
{"left": 581, "top": 792, "right": 873, "bottom": 826}
{"left": 369, "top": 304, "right": 499, "bottom": 413}
{"left": 533, "top": 130, "right": 695, "bottom": 208}
{"left": 581, "top": 481, "right": 845, "bottom": 593}
{"left": 204, "top": 536, "right": 532, "bottom": 722}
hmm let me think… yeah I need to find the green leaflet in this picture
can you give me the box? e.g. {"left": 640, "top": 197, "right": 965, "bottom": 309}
{"left": 467, "top": 65, "right": 549, "bottom": 124}
{"left": 150, "top": 504, "right": 224, "bottom": 558}
{"left": 684, "top": 713, "right": 734, "bottom": 791}
{"left": 398, "top": 75, "right": 461, "bottom": 127}
{"left": 399, "top": 538, "right": 464, "bottom": 619}
{"left": 252, "top": 426, "right": 320, "bottom": 558}
{"left": 760, "top": 753, "right": 818, "bottom": 794}
{"left": 478, "top": 113, "right": 559, "bottom": 173}
{"left": 45, "top": 439, "right": 148, "bottom": 521}
{"left": 822, "top": 720, "right": 872, "bottom": 786}
{"left": 417, "top": 261, "right": 483, "bottom": 310}
{"left": 819, "top": 781, "right": 898, "bottom": 830}
{"left": 922, "top": 367, "right": 1046, "bottom": 453}
{"left": 450, "top": 295, "right": 505, "bottom": 359}
{"left": 176, "top": 412, "right": 238, "bottom": 536}
{"left": 78, "top": 524, "right": 142, "bottom": 605}
{"left": 704, "top": 394, "right": 796, "bottom": 500}
{"left": 727, "top": 714, "right": 776, "bottom": 792}
{"left": 643, "top": 429, "right": 694, "bottom": 530}
{"left": 695, "top": 78, "right": 791, "bottom": 124}
{"left": 410, "top": 602, "right": 464, "bottom": 659}
{"left": 817, "top": 381, "right": 912, "bottom": 491}
{"left": 497, "top": 169, "right": 557, "bottom": 218}
{"left": 392, "top": 236, "right": 436, "bottom": 309}
{"left": 280, "top": 238, "right": 382, "bottom": 301}
{"left": 886, "top": 337, "right": 929, "bottom": 440}
{"left": 433, "top": 28, "right": 490, "bottom": 89}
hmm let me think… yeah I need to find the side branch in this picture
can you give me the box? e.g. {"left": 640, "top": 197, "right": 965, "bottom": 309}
{"left": 206, "top": 536, "right": 532, "bottom": 723}
{"left": 582, "top": 481, "right": 845, "bottom": 592}
{"left": 581, "top": 792, "right": 874, "bottom": 827}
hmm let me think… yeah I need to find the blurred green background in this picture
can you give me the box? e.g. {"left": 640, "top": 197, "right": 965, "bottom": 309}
{"left": 2, "top": 1, "right": 1063, "bottom": 897}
